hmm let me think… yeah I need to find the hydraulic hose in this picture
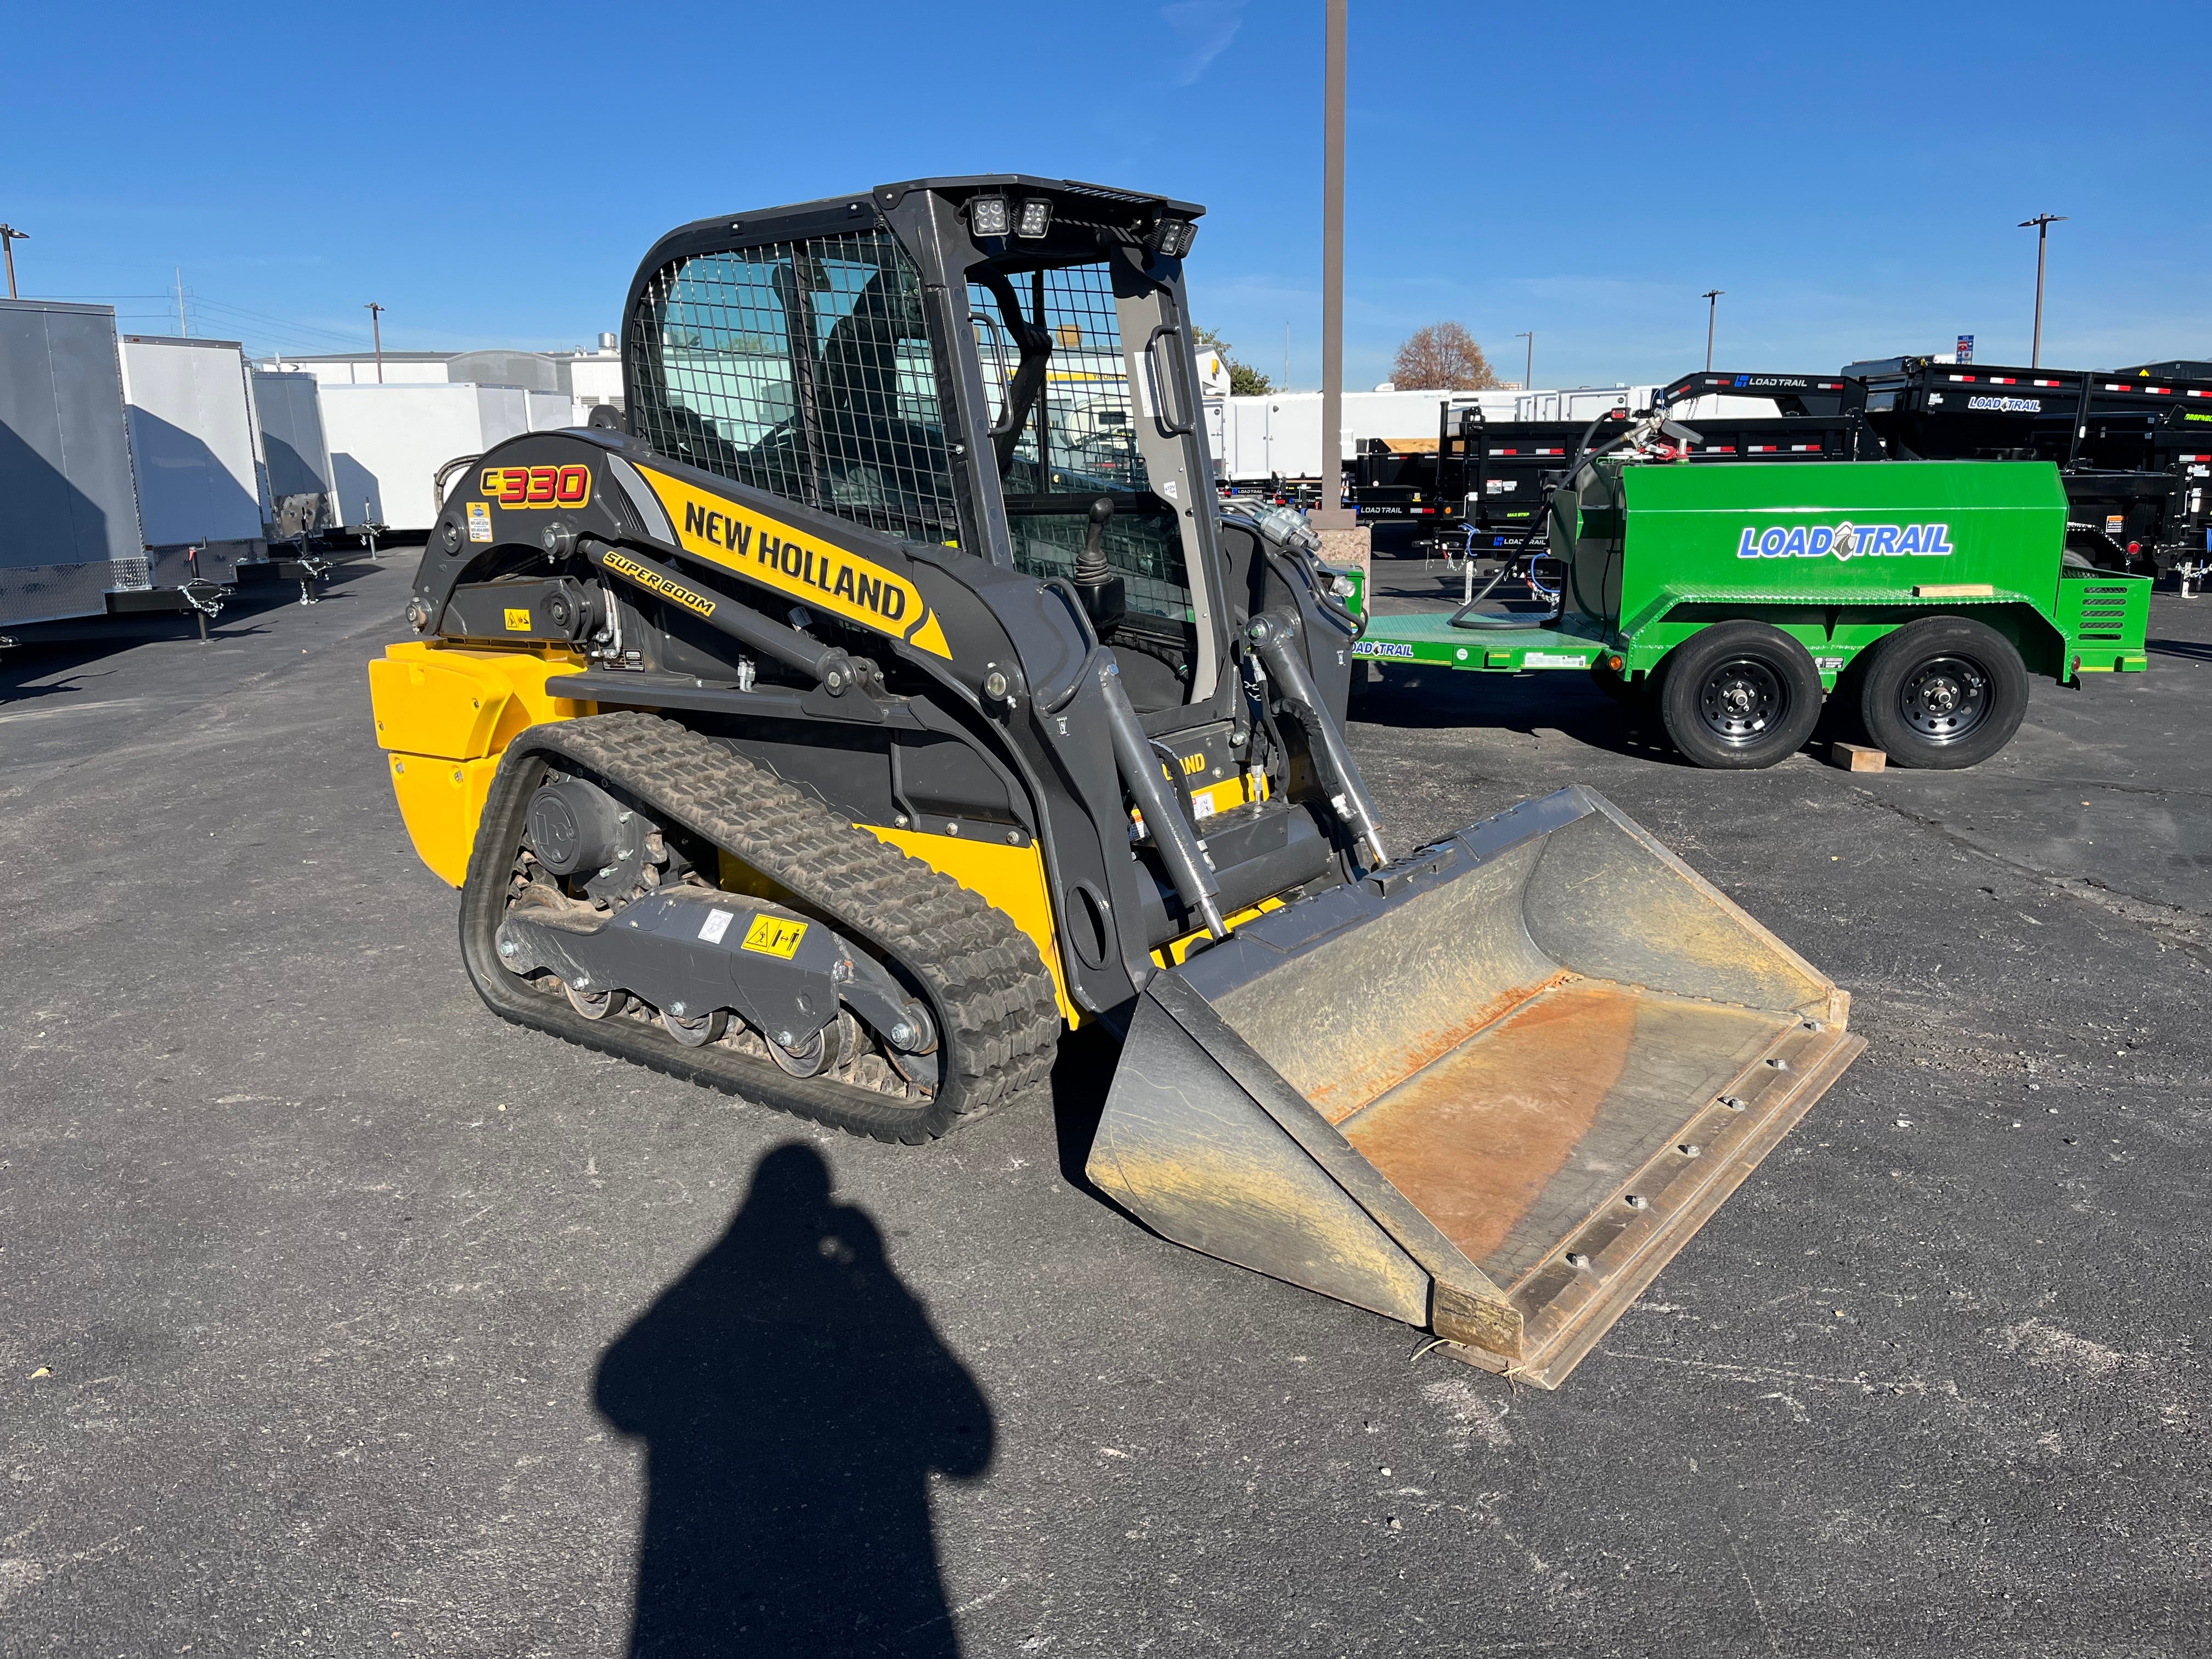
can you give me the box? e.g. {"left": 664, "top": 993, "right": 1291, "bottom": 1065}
{"left": 1444, "top": 405, "right": 1643, "bottom": 634}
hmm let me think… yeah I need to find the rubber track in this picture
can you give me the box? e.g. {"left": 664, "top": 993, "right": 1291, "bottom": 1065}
{"left": 465, "top": 712, "right": 1063, "bottom": 1143}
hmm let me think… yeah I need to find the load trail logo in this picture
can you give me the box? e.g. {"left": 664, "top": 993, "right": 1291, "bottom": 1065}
{"left": 641, "top": 468, "right": 951, "bottom": 658}
{"left": 1737, "top": 521, "right": 1954, "bottom": 561}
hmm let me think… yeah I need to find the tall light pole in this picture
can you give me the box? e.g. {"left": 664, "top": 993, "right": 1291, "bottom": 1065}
{"left": 0, "top": 225, "right": 27, "bottom": 299}
{"left": 1702, "top": 289, "right": 1724, "bottom": 371}
{"left": 1314, "top": 0, "right": 1352, "bottom": 527}
{"left": 2018, "top": 213, "right": 2066, "bottom": 369}
{"left": 1514, "top": 330, "right": 1533, "bottom": 390}
{"left": 365, "top": 301, "right": 386, "bottom": 383}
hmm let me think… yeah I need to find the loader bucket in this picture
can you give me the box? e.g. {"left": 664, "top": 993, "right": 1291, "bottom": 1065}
{"left": 1087, "top": 786, "right": 1864, "bottom": 1387}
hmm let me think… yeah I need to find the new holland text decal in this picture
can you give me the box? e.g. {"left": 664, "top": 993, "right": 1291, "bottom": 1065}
{"left": 1736, "top": 521, "right": 1954, "bottom": 561}
{"left": 638, "top": 467, "right": 952, "bottom": 659}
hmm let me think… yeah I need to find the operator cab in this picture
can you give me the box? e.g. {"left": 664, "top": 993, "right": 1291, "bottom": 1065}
{"left": 620, "top": 176, "right": 1226, "bottom": 716}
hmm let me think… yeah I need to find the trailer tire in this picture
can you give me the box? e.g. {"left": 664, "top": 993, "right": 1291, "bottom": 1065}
{"left": 1857, "top": 615, "right": 2027, "bottom": 770}
{"left": 1656, "top": 622, "right": 1824, "bottom": 770}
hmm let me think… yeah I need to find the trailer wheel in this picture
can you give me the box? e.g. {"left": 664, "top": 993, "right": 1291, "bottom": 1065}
{"left": 1857, "top": 616, "right": 2027, "bottom": 769}
{"left": 1657, "top": 622, "right": 1824, "bottom": 769}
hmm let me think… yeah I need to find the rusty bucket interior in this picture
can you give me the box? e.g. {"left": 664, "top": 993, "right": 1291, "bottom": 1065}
{"left": 1087, "top": 786, "right": 1864, "bottom": 1387}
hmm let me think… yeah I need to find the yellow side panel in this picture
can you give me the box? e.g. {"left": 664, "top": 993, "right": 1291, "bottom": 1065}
{"left": 368, "top": 642, "right": 595, "bottom": 888}
{"left": 1152, "top": 897, "right": 1286, "bottom": 969}
{"left": 859, "top": 825, "right": 1077, "bottom": 1028}
{"left": 368, "top": 641, "right": 593, "bottom": 759}
{"left": 387, "top": 752, "right": 504, "bottom": 887}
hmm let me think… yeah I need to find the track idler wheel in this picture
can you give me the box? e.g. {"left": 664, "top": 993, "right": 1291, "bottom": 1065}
{"left": 768, "top": 1011, "right": 859, "bottom": 1079}
{"left": 661, "top": 1006, "right": 727, "bottom": 1047}
{"left": 566, "top": 983, "right": 630, "bottom": 1020}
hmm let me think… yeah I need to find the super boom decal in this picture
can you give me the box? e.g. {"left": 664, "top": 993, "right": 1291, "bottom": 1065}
{"left": 639, "top": 467, "right": 952, "bottom": 659}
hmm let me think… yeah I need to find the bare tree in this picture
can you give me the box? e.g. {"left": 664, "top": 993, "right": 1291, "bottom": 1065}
{"left": 1389, "top": 323, "right": 1502, "bottom": 391}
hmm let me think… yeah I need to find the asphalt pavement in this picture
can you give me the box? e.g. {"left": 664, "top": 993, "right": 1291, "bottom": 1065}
{"left": 3, "top": 551, "right": 2207, "bottom": 1656}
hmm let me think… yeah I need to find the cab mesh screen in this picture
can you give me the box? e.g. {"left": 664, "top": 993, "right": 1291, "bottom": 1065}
{"left": 630, "top": 232, "right": 959, "bottom": 546}
{"left": 968, "top": 263, "right": 1190, "bottom": 620}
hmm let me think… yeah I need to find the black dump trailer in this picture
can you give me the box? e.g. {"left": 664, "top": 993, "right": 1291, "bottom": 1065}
{"left": 1351, "top": 375, "right": 1882, "bottom": 554}
{"left": 1348, "top": 400, "right": 1630, "bottom": 551}
{"left": 1849, "top": 356, "right": 2212, "bottom": 580}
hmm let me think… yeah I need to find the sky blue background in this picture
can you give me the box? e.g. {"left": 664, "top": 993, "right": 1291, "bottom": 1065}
{"left": 9, "top": 1, "right": 2205, "bottom": 388}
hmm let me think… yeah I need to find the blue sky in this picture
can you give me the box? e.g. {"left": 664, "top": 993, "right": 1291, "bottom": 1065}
{"left": 9, "top": 1, "right": 2206, "bottom": 388}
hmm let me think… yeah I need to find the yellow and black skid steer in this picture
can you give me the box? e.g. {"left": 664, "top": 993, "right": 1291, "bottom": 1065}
{"left": 368, "top": 176, "right": 1863, "bottom": 1385}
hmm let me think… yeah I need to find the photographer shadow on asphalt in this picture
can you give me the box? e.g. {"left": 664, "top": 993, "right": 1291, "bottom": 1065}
{"left": 594, "top": 1143, "right": 995, "bottom": 1657}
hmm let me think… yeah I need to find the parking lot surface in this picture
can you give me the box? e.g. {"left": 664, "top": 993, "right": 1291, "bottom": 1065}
{"left": 4, "top": 553, "right": 2207, "bottom": 1656}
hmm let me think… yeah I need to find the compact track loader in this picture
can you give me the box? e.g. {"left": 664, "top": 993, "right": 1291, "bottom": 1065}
{"left": 369, "top": 176, "right": 1863, "bottom": 1384}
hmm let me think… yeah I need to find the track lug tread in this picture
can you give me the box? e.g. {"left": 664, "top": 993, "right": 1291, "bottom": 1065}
{"left": 459, "top": 712, "right": 1062, "bottom": 1142}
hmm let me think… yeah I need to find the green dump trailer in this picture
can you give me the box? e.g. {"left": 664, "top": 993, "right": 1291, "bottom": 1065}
{"left": 1352, "top": 441, "right": 2150, "bottom": 769}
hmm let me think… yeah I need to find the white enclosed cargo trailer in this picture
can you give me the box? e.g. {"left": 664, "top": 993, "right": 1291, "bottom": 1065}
{"left": 1510, "top": 384, "right": 1659, "bottom": 422}
{"left": 318, "top": 383, "right": 583, "bottom": 534}
{"left": 1206, "top": 389, "right": 1522, "bottom": 482}
{"left": 0, "top": 299, "right": 151, "bottom": 629}
{"left": 250, "top": 370, "right": 338, "bottom": 538}
{"left": 117, "top": 334, "right": 267, "bottom": 587}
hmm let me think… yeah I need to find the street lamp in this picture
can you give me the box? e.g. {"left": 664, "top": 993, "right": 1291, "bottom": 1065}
{"left": 1702, "top": 289, "right": 1724, "bottom": 371}
{"left": 2018, "top": 213, "right": 2067, "bottom": 369}
{"left": 0, "top": 225, "right": 28, "bottom": 300}
{"left": 1514, "top": 330, "right": 1533, "bottom": 390}
{"left": 1315, "top": 0, "right": 1352, "bottom": 528}
{"left": 365, "top": 301, "right": 386, "bottom": 383}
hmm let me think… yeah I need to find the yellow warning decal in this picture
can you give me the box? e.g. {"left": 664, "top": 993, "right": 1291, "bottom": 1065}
{"left": 741, "top": 913, "right": 808, "bottom": 958}
{"left": 637, "top": 466, "right": 952, "bottom": 658}
{"left": 600, "top": 549, "right": 716, "bottom": 618}
{"left": 503, "top": 607, "right": 532, "bottom": 631}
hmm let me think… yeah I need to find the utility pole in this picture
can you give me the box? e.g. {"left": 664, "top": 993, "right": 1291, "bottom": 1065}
{"left": 365, "top": 302, "right": 386, "bottom": 383}
{"left": 2018, "top": 213, "right": 2066, "bottom": 369}
{"left": 1702, "top": 290, "right": 1724, "bottom": 371}
{"left": 1283, "top": 321, "right": 1290, "bottom": 392}
{"left": 176, "top": 266, "right": 189, "bottom": 335}
{"left": 1314, "top": 0, "right": 1353, "bottom": 530}
{"left": 0, "top": 225, "right": 27, "bottom": 299}
{"left": 1515, "top": 330, "right": 1533, "bottom": 391}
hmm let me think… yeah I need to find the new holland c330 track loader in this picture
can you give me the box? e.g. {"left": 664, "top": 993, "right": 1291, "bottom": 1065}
{"left": 367, "top": 176, "right": 1864, "bottom": 1385}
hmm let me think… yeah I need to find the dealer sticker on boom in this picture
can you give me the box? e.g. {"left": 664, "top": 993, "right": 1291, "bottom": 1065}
{"left": 467, "top": 501, "right": 493, "bottom": 543}
{"left": 740, "top": 914, "right": 809, "bottom": 958}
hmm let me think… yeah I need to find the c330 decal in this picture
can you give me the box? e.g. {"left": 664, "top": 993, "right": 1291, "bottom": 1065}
{"left": 482, "top": 464, "right": 592, "bottom": 508}
{"left": 637, "top": 466, "right": 952, "bottom": 659}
